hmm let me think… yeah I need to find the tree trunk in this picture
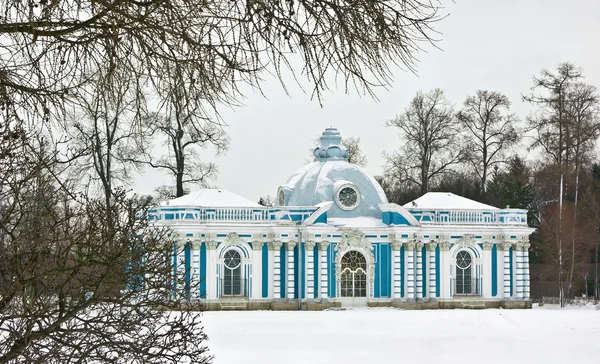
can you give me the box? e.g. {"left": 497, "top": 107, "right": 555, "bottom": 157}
{"left": 559, "top": 173, "right": 565, "bottom": 307}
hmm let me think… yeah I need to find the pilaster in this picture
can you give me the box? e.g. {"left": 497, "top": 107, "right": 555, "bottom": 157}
{"left": 482, "top": 242, "right": 493, "bottom": 298}
{"left": 206, "top": 240, "right": 218, "bottom": 300}
{"left": 502, "top": 242, "right": 512, "bottom": 299}
{"left": 305, "top": 241, "right": 316, "bottom": 299}
{"left": 515, "top": 242, "right": 524, "bottom": 300}
{"left": 523, "top": 242, "right": 531, "bottom": 300}
{"left": 391, "top": 241, "right": 402, "bottom": 299}
{"left": 251, "top": 241, "right": 264, "bottom": 299}
{"left": 427, "top": 242, "right": 437, "bottom": 300}
{"left": 286, "top": 241, "right": 297, "bottom": 299}
{"left": 415, "top": 241, "right": 424, "bottom": 300}
{"left": 318, "top": 241, "right": 329, "bottom": 299}
{"left": 404, "top": 241, "right": 415, "bottom": 301}
{"left": 439, "top": 241, "right": 451, "bottom": 299}
{"left": 271, "top": 240, "right": 283, "bottom": 299}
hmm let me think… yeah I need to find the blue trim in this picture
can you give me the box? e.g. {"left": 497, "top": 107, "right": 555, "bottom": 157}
{"left": 382, "top": 244, "right": 390, "bottom": 297}
{"left": 492, "top": 245, "right": 498, "bottom": 296}
{"left": 186, "top": 233, "right": 193, "bottom": 237}
{"left": 185, "top": 243, "right": 191, "bottom": 299}
{"left": 374, "top": 244, "right": 381, "bottom": 298}
{"left": 262, "top": 244, "right": 268, "bottom": 298}
{"left": 450, "top": 235, "right": 462, "bottom": 239}
{"left": 328, "top": 244, "right": 336, "bottom": 297}
{"left": 421, "top": 245, "right": 426, "bottom": 296}
{"left": 216, "top": 234, "right": 227, "bottom": 237}
{"left": 435, "top": 245, "right": 440, "bottom": 298}
{"left": 200, "top": 243, "right": 206, "bottom": 298}
{"left": 239, "top": 234, "right": 252, "bottom": 238}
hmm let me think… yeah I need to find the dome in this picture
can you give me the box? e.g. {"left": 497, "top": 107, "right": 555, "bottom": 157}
{"left": 277, "top": 128, "right": 388, "bottom": 218}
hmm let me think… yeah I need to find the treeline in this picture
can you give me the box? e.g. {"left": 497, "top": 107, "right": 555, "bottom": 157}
{"left": 377, "top": 62, "right": 600, "bottom": 301}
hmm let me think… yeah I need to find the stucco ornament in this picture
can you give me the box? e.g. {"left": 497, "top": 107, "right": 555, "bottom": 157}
{"left": 454, "top": 234, "right": 476, "bottom": 248}
{"left": 334, "top": 229, "right": 375, "bottom": 298}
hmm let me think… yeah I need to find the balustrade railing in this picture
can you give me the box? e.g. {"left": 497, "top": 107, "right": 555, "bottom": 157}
{"left": 149, "top": 206, "right": 318, "bottom": 224}
{"left": 409, "top": 209, "right": 527, "bottom": 226}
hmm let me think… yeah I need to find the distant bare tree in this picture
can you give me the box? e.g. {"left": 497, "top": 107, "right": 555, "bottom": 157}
{"left": 258, "top": 195, "right": 275, "bottom": 207}
{"left": 343, "top": 137, "right": 368, "bottom": 166}
{"left": 384, "top": 89, "right": 468, "bottom": 195}
{"left": 457, "top": 90, "right": 520, "bottom": 197}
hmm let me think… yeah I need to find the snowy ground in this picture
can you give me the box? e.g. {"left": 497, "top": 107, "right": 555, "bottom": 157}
{"left": 202, "top": 305, "right": 600, "bottom": 364}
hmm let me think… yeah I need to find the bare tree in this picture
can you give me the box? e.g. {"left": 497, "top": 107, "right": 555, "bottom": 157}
{"left": 524, "top": 63, "right": 600, "bottom": 302}
{"left": 457, "top": 90, "right": 520, "bottom": 197}
{"left": 0, "top": 137, "right": 211, "bottom": 363}
{"left": 384, "top": 89, "right": 468, "bottom": 195}
{"left": 343, "top": 137, "right": 368, "bottom": 166}
{"left": 0, "top": 0, "right": 445, "bottom": 128}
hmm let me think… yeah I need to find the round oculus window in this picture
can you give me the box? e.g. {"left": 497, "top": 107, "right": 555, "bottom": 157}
{"left": 337, "top": 185, "right": 360, "bottom": 210}
{"left": 278, "top": 189, "right": 285, "bottom": 206}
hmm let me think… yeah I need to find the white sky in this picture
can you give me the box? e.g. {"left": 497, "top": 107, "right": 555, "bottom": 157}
{"left": 134, "top": 0, "right": 600, "bottom": 203}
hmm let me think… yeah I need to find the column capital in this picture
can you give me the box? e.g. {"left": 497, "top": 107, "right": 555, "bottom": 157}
{"left": 439, "top": 241, "right": 451, "bottom": 251}
{"left": 305, "top": 241, "right": 316, "bottom": 250}
{"left": 415, "top": 241, "right": 424, "bottom": 250}
{"left": 502, "top": 241, "right": 513, "bottom": 251}
{"left": 523, "top": 242, "right": 531, "bottom": 250}
{"left": 270, "top": 240, "right": 283, "bottom": 250}
{"left": 482, "top": 242, "right": 493, "bottom": 251}
{"left": 391, "top": 241, "right": 403, "bottom": 251}
{"left": 190, "top": 240, "right": 203, "bottom": 249}
{"left": 318, "top": 241, "right": 329, "bottom": 251}
{"left": 206, "top": 240, "right": 218, "bottom": 250}
{"left": 285, "top": 241, "right": 297, "bottom": 250}
{"left": 404, "top": 241, "right": 415, "bottom": 250}
{"left": 426, "top": 242, "right": 438, "bottom": 251}
{"left": 516, "top": 242, "right": 524, "bottom": 250}
{"left": 252, "top": 241, "right": 264, "bottom": 251}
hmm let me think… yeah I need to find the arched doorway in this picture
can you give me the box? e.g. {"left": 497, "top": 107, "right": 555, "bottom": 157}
{"left": 340, "top": 251, "right": 367, "bottom": 306}
{"left": 223, "top": 250, "right": 242, "bottom": 296}
{"left": 455, "top": 250, "right": 476, "bottom": 295}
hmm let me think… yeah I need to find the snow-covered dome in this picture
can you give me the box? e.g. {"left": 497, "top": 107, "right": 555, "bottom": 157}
{"left": 277, "top": 128, "right": 388, "bottom": 218}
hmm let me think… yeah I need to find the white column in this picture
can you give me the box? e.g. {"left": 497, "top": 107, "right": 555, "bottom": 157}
{"left": 268, "top": 242, "right": 275, "bottom": 299}
{"left": 416, "top": 241, "right": 424, "bottom": 300}
{"left": 206, "top": 240, "right": 218, "bottom": 300}
{"left": 482, "top": 242, "right": 493, "bottom": 298}
{"left": 305, "top": 241, "right": 316, "bottom": 299}
{"left": 286, "top": 241, "right": 297, "bottom": 299}
{"left": 251, "top": 241, "right": 264, "bottom": 299}
{"left": 427, "top": 243, "right": 437, "bottom": 300}
{"left": 391, "top": 241, "right": 402, "bottom": 299}
{"left": 503, "top": 242, "right": 511, "bottom": 299}
{"left": 405, "top": 242, "right": 415, "bottom": 301}
{"left": 439, "top": 242, "right": 451, "bottom": 299}
{"left": 523, "top": 242, "right": 531, "bottom": 300}
{"left": 191, "top": 241, "right": 202, "bottom": 298}
{"left": 318, "top": 241, "right": 329, "bottom": 299}
{"left": 516, "top": 242, "right": 524, "bottom": 300}
{"left": 272, "top": 241, "right": 283, "bottom": 299}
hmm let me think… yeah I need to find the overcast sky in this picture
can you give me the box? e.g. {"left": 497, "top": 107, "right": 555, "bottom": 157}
{"left": 134, "top": 0, "right": 600, "bottom": 203}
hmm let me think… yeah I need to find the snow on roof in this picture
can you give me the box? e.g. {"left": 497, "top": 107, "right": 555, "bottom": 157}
{"left": 162, "top": 189, "right": 261, "bottom": 208}
{"left": 328, "top": 217, "right": 388, "bottom": 228}
{"left": 403, "top": 192, "right": 499, "bottom": 211}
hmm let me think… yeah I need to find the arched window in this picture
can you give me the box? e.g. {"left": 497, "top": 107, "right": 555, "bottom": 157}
{"left": 223, "top": 250, "right": 242, "bottom": 296}
{"left": 455, "top": 250, "right": 473, "bottom": 295}
{"left": 340, "top": 251, "right": 367, "bottom": 297}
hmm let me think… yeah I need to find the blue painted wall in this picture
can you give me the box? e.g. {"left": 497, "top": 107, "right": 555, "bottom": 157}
{"left": 200, "top": 243, "right": 206, "bottom": 298}
{"left": 262, "top": 244, "right": 268, "bottom": 298}
{"left": 492, "top": 245, "right": 498, "bottom": 296}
